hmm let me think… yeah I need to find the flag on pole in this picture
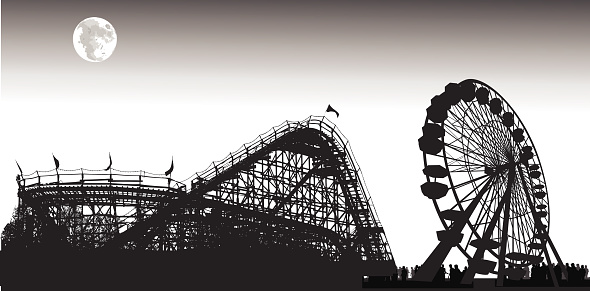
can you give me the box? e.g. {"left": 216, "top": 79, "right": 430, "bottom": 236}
{"left": 16, "top": 160, "right": 23, "bottom": 176}
{"left": 105, "top": 153, "right": 113, "bottom": 171}
{"left": 53, "top": 154, "right": 60, "bottom": 169}
{"left": 326, "top": 104, "right": 340, "bottom": 118}
{"left": 165, "top": 158, "right": 174, "bottom": 176}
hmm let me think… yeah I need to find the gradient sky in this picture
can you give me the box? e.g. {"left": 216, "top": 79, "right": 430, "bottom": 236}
{"left": 2, "top": 0, "right": 590, "bottom": 273}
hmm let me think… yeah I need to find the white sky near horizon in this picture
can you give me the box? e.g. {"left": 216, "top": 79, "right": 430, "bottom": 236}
{"left": 1, "top": 0, "right": 590, "bottom": 277}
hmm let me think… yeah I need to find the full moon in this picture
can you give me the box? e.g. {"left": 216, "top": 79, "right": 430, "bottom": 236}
{"left": 73, "top": 17, "right": 117, "bottom": 62}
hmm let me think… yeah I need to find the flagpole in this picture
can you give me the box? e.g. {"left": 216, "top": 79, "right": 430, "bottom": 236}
{"left": 53, "top": 154, "right": 60, "bottom": 184}
{"left": 16, "top": 160, "right": 24, "bottom": 189}
{"left": 106, "top": 153, "right": 113, "bottom": 183}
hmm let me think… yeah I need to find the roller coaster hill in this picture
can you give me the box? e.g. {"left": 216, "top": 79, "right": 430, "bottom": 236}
{"left": 0, "top": 116, "right": 395, "bottom": 290}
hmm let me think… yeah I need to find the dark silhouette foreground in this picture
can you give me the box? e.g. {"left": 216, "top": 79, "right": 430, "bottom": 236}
{"left": 1, "top": 247, "right": 371, "bottom": 291}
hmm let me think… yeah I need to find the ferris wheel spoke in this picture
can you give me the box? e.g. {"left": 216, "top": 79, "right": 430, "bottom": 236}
{"left": 442, "top": 126, "right": 491, "bottom": 163}
{"left": 515, "top": 212, "right": 535, "bottom": 249}
{"left": 474, "top": 109, "right": 512, "bottom": 154}
{"left": 443, "top": 130, "right": 488, "bottom": 162}
{"left": 443, "top": 127, "right": 464, "bottom": 146}
{"left": 461, "top": 187, "right": 496, "bottom": 250}
{"left": 430, "top": 154, "right": 487, "bottom": 168}
{"left": 470, "top": 178, "right": 501, "bottom": 237}
{"left": 512, "top": 190, "right": 533, "bottom": 223}
{"left": 449, "top": 176, "right": 494, "bottom": 212}
{"left": 481, "top": 129, "right": 511, "bottom": 162}
{"left": 467, "top": 204, "right": 492, "bottom": 249}
{"left": 472, "top": 189, "right": 496, "bottom": 230}
{"left": 478, "top": 174, "right": 506, "bottom": 237}
{"left": 444, "top": 142, "right": 496, "bottom": 165}
{"left": 461, "top": 103, "right": 502, "bottom": 146}
{"left": 450, "top": 174, "right": 489, "bottom": 191}
{"left": 447, "top": 164, "right": 486, "bottom": 171}
{"left": 448, "top": 168, "right": 485, "bottom": 173}
{"left": 474, "top": 137, "right": 508, "bottom": 166}
{"left": 446, "top": 110, "right": 500, "bottom": 161}
{"left": 448, "top": 116, "right": 502, "bottom": 159}
{"left": 450, "top": 102, "right": 488, "bottom": 136}
{"left": 513, "top": 203, "right": 530, "bottom": 252}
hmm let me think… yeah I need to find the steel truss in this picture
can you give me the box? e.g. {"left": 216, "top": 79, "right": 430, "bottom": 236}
{"left": 2, "top": 116, "right": 393, "bottom": 264}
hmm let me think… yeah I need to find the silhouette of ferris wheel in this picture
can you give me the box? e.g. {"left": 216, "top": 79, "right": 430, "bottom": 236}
{"left": 414, "top": 79, "right": 567, "bottom": 287}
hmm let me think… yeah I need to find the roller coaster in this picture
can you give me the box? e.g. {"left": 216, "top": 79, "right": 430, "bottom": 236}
{"left": 1, "top": 116, "right": 394, "bottom": 289}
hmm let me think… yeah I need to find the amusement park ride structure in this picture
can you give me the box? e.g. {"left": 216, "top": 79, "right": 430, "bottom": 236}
{"left": 1, "top": 117, "right": 393, "bottom": 286}
{"left": 415, "top": 79, "right": 566, "bottom": 287}
{"left": 0, "top": 79, "right": 570, "bottom": 289}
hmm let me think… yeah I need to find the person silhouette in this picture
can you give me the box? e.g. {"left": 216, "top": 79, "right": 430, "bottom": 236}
{"left": 554, "top": 263, "right": 562, "bottom": 284}
{"left": 449, "top": 264, "right": 460, "bottom": 286}
{"left": 531, "top": 264, "right": 542, "bottom": 282}
{"left": 434, "top": 265, "right": 446, "bottom": 285}
{"left": 410, "top": 266, "right": 415, "bottom": 279}
{"left": 401, "top": 266, "right": 408, "bottom": 282}
{"left": 448, "top": 264, "right": 453, "bottom": 280}
{"left": 540, "top": 262, "right": 548, "bottom": 282}
{"left": 567, "top": 263, "right": 575, "bottom": 284}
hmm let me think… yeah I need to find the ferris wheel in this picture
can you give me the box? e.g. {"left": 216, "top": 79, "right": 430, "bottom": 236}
{"left": 414, "top": 80, "right": 566, "bottom": 286}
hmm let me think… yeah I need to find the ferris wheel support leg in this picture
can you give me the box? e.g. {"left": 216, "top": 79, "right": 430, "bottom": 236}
{"left": 541, "top": 243, "right": 559, "bottom": 287}
{"left": 547, "top": 236, "right": 568, "bottom": 282}
{"left": 412, "top": 240, "right": 457, "bottom": 282}
{"left": 496, "top": 181, "right": 513, "bottom": 287}
{"left": 414, "top": 177, "right": 495, "bottom": 282}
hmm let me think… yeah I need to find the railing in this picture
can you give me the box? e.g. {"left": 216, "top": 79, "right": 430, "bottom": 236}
{"left": 17, "top": 168, "right": 186, "bottom": 192}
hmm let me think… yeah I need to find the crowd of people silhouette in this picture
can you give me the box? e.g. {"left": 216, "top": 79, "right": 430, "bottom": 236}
{"left": 529, "top": 263, "right": 589, "bottom": 284}
{"left": 381, "top": 263, "right": 589, "bottom": 287}
{"left": 392, "top": 264, "right": 468, "bottom": 287}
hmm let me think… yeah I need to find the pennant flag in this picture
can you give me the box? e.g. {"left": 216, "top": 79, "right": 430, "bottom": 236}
{"left": 16, "top": 160, "right": 23, "bottom": 176}
{"left": 326, "top": 104, "right": 340, "bottom": 118}
{"left": 105, "top": 153, "right": 113, "bottom": 171}
{"left": 53, "top": 154, "right": 60, "bottom": 169}
{"left": 165, "top": 158, "right": 174, "bottom": 176}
